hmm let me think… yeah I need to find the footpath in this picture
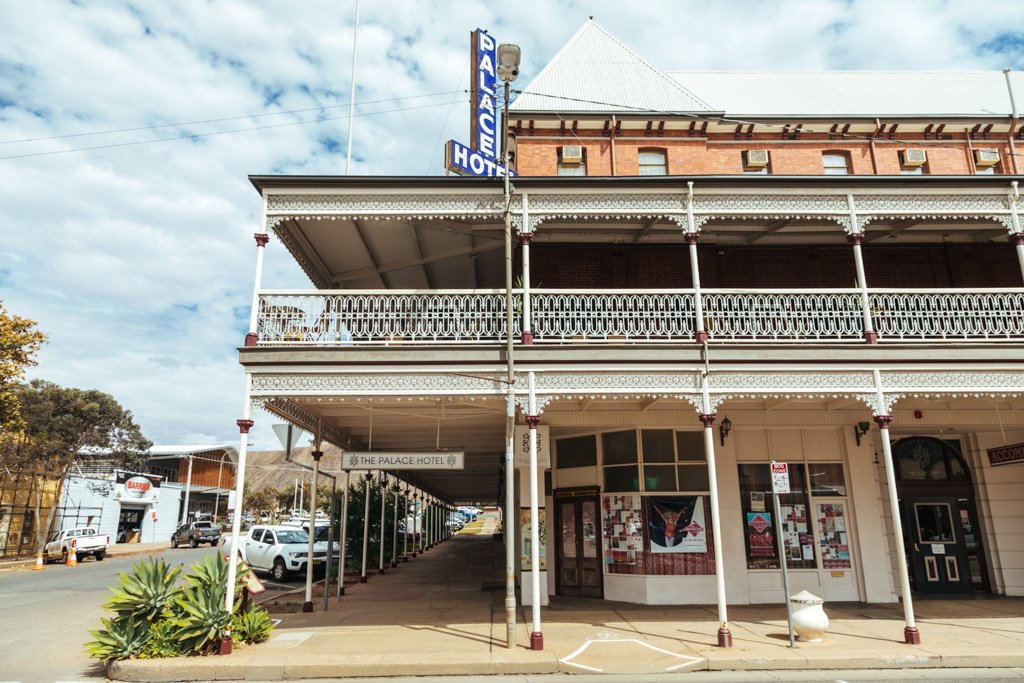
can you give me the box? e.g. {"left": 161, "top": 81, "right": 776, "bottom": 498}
{"left": 109, "top": 527, "right": 1024, "bottom": 681}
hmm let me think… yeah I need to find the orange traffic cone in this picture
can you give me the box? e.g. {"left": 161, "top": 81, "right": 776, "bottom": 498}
{"left": 65, "top": 549, "right": 77, "bottom": 567}
{"left": 33, "top": 553, "right": 45, "bottom": 570}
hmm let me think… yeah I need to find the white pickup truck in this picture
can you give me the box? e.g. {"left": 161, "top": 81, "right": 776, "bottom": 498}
{"left": 44, "top": 527, "right": 110, "bottom": 563}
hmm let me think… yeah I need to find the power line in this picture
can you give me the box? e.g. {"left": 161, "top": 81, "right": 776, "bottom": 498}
{"left": 0, "top": 100, "right": 463, "bottom": 161}
{"left": 0, "top": 91, "right": 464, "bottom": 146}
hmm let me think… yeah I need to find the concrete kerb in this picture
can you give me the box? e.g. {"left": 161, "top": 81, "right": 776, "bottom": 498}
{"left": 0, "top": 542, "right": 171, "bottom": 572}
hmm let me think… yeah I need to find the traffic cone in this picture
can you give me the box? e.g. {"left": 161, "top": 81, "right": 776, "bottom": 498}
{"left": 66, "top": 550, "right": 77, "bottom": 567}
{"left": 33, "top": 553, "right": 45, "bottom": 570}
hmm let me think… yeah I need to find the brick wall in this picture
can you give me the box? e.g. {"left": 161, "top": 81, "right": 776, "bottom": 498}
{"left": 514, "top": 132, "right": 1015, "bottom": 176}
{"left": 529, "top": 243, "right": 1020, "bottom": 289}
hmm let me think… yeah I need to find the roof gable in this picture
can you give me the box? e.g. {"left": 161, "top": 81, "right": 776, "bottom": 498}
{"left": 511, "top": 19, "right": 717, "bottom": 115}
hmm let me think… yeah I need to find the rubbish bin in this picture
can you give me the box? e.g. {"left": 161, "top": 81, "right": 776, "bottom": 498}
{"left": 790, "top": 590, "right": 829, "bottom": 642}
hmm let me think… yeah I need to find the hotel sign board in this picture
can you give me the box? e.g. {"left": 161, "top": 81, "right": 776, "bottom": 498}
{"left": 445, "top": 28, "right": 517, "bottom": 178}
{"left": 342, "top": 451, "right": 465, "bottom": 471}
{"left": 988, "top": 442, "right": 1024, "bottom": 467}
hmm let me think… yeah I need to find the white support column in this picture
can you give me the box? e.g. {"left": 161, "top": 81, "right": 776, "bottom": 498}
{"left": 504, "top": 392, "right": 517, "bottom": 649}
{"left": 338, "top": 471, "right": 351, "bottom": 596}
{"left": 686, "top": 181, "right": 709, "bottom": 344}
{"left": 245, "top": 205, "right": 270, "bottom": 347}
{"left": 412, "top": 490, "right": 420, "bottom": 557}
{"left": 302, "top": 449, "right": 323, "bottom": 613}
{"left": 526, "top": 371, "right": 543, "bottom": 650}
{"left": 1012, "top": 232, "right": 1024, "bottom": 283}
{"left": 180, "top": 454, "right": 194, "bottom": 525}
{"left": 847, "top": 195, "right": 877, "bottom": 344}
{"left": 391, "top": 480, "right": 400, "bottom": 567}
{"left": 360, "top": 472, "right": 372, "bottom": 583}
{"left": 378, "top": 472, "right": 387, "bottom": 574}
{"left": 699, "top": 372, "right": 732, "bottom": 647}
{"left": 222, "top": 373, "right": 253, "bottom": 655}
{"left": 520, "top": 194, "right": 534, "bottom": 344}
{"left": 873, "top": 371, "right": 921, "bottom": 644}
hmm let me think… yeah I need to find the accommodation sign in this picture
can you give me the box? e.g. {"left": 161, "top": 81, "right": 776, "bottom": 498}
{"left": 342, "top": 451, "right": 465, "bottom": 470}
{"left": 988, "top": 442, "right": 1024, "bottom": 466}
{"left": 444, "top": 28, "right": 517, "bottom": 178}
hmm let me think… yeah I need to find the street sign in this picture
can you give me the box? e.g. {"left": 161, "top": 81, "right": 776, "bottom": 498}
{"left": 342, "top": 451, "right": 465, "bottom": 471}
{"left": 771, "top": 462, "right": 790, "bottom": 494}
{"left": 272, "top": 423, "right": 306, "bottom": 453}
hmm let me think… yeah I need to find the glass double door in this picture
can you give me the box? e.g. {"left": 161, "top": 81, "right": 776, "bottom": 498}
{"left": 904, "top": 496, "right": 973, "bottom": 594}
{"left": 555, "top": 491, "right": 602, "bottom": 598}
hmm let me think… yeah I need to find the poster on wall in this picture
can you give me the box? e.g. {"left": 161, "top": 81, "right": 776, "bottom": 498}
{"left": 647, "top": 496, "right": 707, "bottom": 554}
{"left": 520, "top": 508, "right": 546, "bottom": 571}
{"left": 602, "top": 495, "right": 642, "bottom": 565}
{"left": 746, "top": 511, "right": 775, "bottom": 564}
{"left": 114, "top": 470, "right": 162, "bottom": 504}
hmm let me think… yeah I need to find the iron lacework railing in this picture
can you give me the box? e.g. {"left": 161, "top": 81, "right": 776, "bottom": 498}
{"left": 255, "top": 288, "right": 1024, "bottom": 345}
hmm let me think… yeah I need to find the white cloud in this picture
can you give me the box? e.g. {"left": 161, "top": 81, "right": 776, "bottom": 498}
{"left": 2, "top": 0, "right": 1022, "bottom": 451}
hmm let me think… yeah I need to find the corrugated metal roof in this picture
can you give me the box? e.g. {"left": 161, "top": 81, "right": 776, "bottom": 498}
{"left": 510, "top": 20, "right": 1023, "bottom": 118}
{"left": 510, "top": 19, "right": 717, "bottom": 114}
{"left": 668, "top": 71, "right": 1023, "bottom": 118}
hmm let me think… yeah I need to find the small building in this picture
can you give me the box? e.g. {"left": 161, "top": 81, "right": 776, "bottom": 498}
{"left": 57, "top": 445, "right": 237, "bottom": 545}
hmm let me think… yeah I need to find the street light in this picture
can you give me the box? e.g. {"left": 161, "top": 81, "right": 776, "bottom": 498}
{"left": 498, "top": 41, "right": 521, "bottom": 653}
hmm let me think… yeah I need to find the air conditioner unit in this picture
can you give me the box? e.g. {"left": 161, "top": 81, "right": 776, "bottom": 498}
{"left": 900, "top": 149, "right": 927, "bottom": 167}
{"left": 560, "top": 145, "right": 583, "bottom": 164}
{"left": 975, "top": 149, "right": 1000, "bottom": 167}
{"left": 744, "top": 149, "right": 770, "bottom": 167}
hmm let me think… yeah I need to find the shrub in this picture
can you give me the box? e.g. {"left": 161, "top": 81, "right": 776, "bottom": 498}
{"left": 232, "top": 605, "right": 273, "bottom": 644}
{"left": 86, "top": 552, "right": 269, "bottom": 662}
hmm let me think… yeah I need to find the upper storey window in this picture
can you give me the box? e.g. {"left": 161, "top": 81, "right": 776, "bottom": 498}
{"left": 557, "top": 145, "right": 587, "bottom": 176}
{"left": 638, "top": 149, "right": 668, "bottom": 175}
{"left": 822, "top": 152, "right": 851, "bottom": 175}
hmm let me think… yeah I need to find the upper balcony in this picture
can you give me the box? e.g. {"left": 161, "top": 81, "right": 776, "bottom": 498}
{"left": 255, "top": 287, "right": 1024, "bottom": 346}
{"left": 245, "top": 175, "right": 1024, "bottom": 354}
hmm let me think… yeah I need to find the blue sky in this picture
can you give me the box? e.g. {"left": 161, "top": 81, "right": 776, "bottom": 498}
{"left": 2, "top": 0, "right": 1023, "bottom": 451}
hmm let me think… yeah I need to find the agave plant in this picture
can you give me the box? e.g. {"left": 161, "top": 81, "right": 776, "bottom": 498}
{"left": 171, "top": 553, "right": 250, "bottom": 653}
{"left": 232, "top": 605, "right": 274, "bottom": 644}
{"left": 104, "top": 557, "right": 182, "bottom": 622}
{"left": 86, "top": 617, "right": 151, "bottom": 662}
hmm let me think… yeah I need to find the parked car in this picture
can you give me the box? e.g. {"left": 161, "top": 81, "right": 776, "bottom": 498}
{"left": 44, "top": 527, "right": 109, "bottom": 563}
{"left": 170, "top": 521, "right": 222, "bottom": 548}
{"left": 241, "top": 525, "right": 326, "bottom": 581}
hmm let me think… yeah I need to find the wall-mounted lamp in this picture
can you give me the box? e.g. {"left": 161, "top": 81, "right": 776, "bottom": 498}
{"left": 854, "top": 421, "right": 871, "bottom": 447}
{"left": 719, "top": 416, "right": 732, "bottom": 447}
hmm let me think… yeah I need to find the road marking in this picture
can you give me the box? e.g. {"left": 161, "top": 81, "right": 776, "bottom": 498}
{"left": 558, "top": 631, "right": 704, "bottom": 673}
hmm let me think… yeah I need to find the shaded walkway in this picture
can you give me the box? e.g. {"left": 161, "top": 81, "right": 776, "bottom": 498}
{"left": 109, "top": 523, "right": 1024, "bottom": 680}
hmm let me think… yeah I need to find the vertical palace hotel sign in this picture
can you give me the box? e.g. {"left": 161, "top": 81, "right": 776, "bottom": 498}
{"left": 445, "top": 29, "right": 516, "bottom": 177}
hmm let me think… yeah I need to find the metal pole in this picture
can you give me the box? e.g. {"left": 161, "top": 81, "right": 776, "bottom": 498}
{"left": 378, "top": 472, "right": 387, "bottom": 574}
{"left": 771, "top": 468, "right": 795, "bottom": 648}
{"left": 302, "top": 449, "right": 322, "bottom": 613}
{"left": 847, "top": 196, "right": 876, "bottom": 343}
{"left": 338, "top": 471, "right": 350, "bottom": 597}
{"left": 391, "top": 482, "right": 400, "bottom": 567}
{"left": 344, "top": 0, "right": 360, "bottom": 174}
{"left": 501, "top": 76, "right": 518, "bottom": 651}
{"left": 180, "top": 455, "right": 194, "bottom": 525}
{"left": 402, "top": 489, "right": 409, "bottom": 561}
{"left": 222, "top": 373, "right": 253, "bottom": 655}
{"left": 324, "top": 476, "right": 335, "bottom": 611}
{"left": 527, "top": 371, "right": 543, "bottom": 650}
{"left": 360, "top": 472, "right": 372, "bottom": 583}
{"left": 214, "top": 454, "right": 224, "bottom": 524}
{"left": 686, "top": 182, "right": 708, "bottom": 343}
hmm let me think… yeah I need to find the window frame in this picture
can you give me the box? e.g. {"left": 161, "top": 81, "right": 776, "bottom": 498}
{"left": 822, "top": 151, "right": 851, "bottom": 175}
{"left": 637, "top": 148, "right": 668, "bottom": 176}
{"left": 557, "top": 145, "right": 587, "bottom": 176}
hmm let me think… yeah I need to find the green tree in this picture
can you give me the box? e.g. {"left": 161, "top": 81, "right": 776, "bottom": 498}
{"left": 0, "top": 301, "right": 46, "bottom": 436}
{"left": 0, "top": 380, "right": 152, "bottom": 553}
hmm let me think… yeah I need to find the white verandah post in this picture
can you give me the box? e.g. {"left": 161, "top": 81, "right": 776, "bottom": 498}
{"left": 847, "top": 194, "right": 877, "bottom": 344}
{"left": 221, "top": 372, "right": 253, "bottom": 655}
{"left": 698, "top": 370, "right": 732, "bottom": 647}
{"left": 526, "top": 371, "right": 543, "bottom": 650}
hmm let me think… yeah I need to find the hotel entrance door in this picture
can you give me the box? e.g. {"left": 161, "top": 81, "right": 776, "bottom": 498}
{"left": 554, "top": 488, "right": 602, "bottom": 598}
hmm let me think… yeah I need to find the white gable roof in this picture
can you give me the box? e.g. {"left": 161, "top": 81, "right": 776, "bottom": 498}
{"left": 510, "top": 19, "right": 717, "bottom": 114}
{"left": 669, "top": 71, "right": 1022, "bottom": 118}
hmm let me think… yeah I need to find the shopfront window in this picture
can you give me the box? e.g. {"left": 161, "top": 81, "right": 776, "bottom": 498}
{"left": 602, "top": 430, "right": 639, "bottom": 492}
{"left": 556, "top": 435, "right": 597, "bottom": 469}
{"left": 738, "top": 463, "right": 815, "bottom": 570}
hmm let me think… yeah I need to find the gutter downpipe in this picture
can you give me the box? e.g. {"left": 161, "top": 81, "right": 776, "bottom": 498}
{"left": 1004, "top": 69, "right": 1020, "bottom": 175}
{"left": 610, "top": 115, "right": 618, "bottom": 176}
{"left": 869, "top": 119, "right": 881, "bottom": 174}
{"left": 502, "top": 78, "right": 518, "bottom": 650}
